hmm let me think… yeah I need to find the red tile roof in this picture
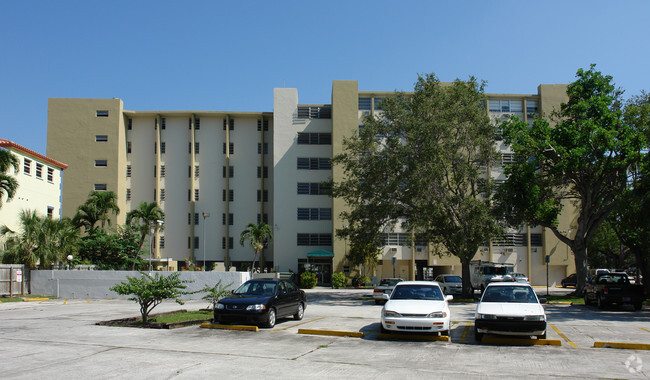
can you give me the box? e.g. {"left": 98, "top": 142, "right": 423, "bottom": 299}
{"left": 0, "top": 139, "right": 68, "bottom": 170}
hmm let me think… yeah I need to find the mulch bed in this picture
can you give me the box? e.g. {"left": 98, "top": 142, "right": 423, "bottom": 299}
{"left": 96, "top": 309, "right": 212, "bottom": 329}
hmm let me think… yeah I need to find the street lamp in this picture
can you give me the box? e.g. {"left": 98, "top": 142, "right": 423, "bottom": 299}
{"left": 149, "top": 219, "right": 164, "bottom": 273}
{"left": 202, "top": 212, "right": 210, "bottom": 271}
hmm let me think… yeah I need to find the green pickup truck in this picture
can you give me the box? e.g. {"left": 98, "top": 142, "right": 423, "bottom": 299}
{"left": 584, "top": 272, "right": 645, "bottom": 310}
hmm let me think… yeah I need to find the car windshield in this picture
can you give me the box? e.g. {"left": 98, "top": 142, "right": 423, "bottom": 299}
{"left": 443, "top": 276, "right": 462, "bottom": 283}
{"left": 380, "top": 279, "right": 402, "bottom": 286}
{"left": 597, "top": 274, "right": 628, "bottom": 284}
{"left": 481, "top": 286, "right": 537, "bottom": 303}
{"left": 235, "top": 281, "right": 277, "bottom": 296}
{"left": 390, "top": 284, "right": 444, "bottom": 301}
{"left": 484, "top": 267, "right": 512, "bottom": 275}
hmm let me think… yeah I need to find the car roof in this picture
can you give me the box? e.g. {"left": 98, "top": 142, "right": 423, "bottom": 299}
{"left": 485, "top": 282, "right": 532, "bottom": 288}
{"left": 395, "top": 281, "right": 440, "bottom": 286}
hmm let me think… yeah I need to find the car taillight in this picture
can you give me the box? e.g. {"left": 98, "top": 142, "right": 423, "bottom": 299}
{"left": 603, "top": 287, "right": 609, "bottom": 295}
{"left": 374, "top": 289, "right": 382, "bottom": 293}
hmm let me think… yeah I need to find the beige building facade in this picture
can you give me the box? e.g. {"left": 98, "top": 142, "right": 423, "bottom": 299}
{"left": 46, "top": 80, "right": 575, "bottom": 285}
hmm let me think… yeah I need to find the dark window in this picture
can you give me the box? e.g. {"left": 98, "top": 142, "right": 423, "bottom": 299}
{"left": 195, "top": 189, "right": 199, "bottom": 201}
{"left": 296, "top": 106, "right": 331, "bottom": 119}
{"left": 530, "top": 233, "right": 543, "bottom": 247}
{"left": 257, "top": 213, "right": 268, "bottom": 224}
{"left": 194, "top": 236, "right": 199, "bottom": 250}
{"left": 127, "top": 119, "right": 132, "bottom": 130}
{"left": 47, "top": 206, "right": 54, "bottom": 218}
{"left": 126, "top": 165, "right": 132, "bottom": 177}
{"left": 161, "top": 118, "right": 166, "bottom": 130}
{"left": 297, "top": 233, "right": 332, "bottom": 246}
{"left": 95, "top": 135, "right": 108, "bottom": 142}
{"left": 223, "top": 119, "right": 234, "bottom": 130}
{"left": 23, "top": 159, "right": 31, "bottom": 175}
{"left": 161, "top": 142, "right": 166, "bottom": 154}
{"left": 47, "top": 167, "right": 54, "bottom": 182}
{"left": 195, "top": 165, "right": 199, "bottom": 178}
{"left": 257, "top": 119, "right": 269, "bottom": 131}
{"left": 194, "top": 213, "right": 199, "bottom": 225}
{"left": 257, "top": 166, "right": 268, "bottom": 178}
{"left": 297, "top": 182, "right": 330, "bottom": 195}
{"left": 358, "top": 98, "right": 372, "bottom": 111}
{"left": 222, "top": 189, "right": 234, "bottom": 202}
{"left": 297, "top": 208, "right": 332, "bottom": 220}
{"left": 127, "top": 142, "right": 132, "bottom": 154}
{"left": 222, "top": 213, "right": 234, "bottom": 225}
{"left": 222, "top": 166, "right": 234, "bottom": 178}
{"left": 222, "top": 237, "right": 234, "bottom": 249}
{"left": 223, "top": 142, "right": 234, "bottom": 155}
{"left": 95, "top": 160, "right": 107, "bottom": 167}
{"left": 297, "top": 132, "right": 332, "bottom": 145}
{"left": 126, "top": 188, "right": 131, "bottom": 200}
{"left": 94, "top": 184, "right": 107, "bottom": 191}
{"left": 258, "top": 143, "right": 269, "bottom": 154}
{"left": 96, "top": 110, "right": 109, "bottom": 117}
{"left": 297, "top": 157, "right": 331, "bottom": 170}
{"left": 35, "top": 163, "right": 43, "bottom": 178}
{"left": 257, "top": 190, "right": 268, "bottom": 202}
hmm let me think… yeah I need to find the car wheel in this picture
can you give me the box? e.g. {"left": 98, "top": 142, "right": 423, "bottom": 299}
{"left": 374, "top": 299, "right": 381, "bottom": 305}
{"left": 597, "top": 294, "right": 606, "bottom": 309}
{"left": 380, "top": 324, "right": 389, "bottom": 334}
{"left": 263, "top": 308, "right": 276, "bottom": 328}
{"left": 634, "top": 302, "right": 643, "bottom": 311}
{"left": 474, "top": 326, "right": 483, "bottom": 342}
{"left": 294, "top": 303, "right": 304, "bottom": 320}
{"left": 561, "top": 281, "right": 566, "bottom": 288}
{"left": 439, "top": 330, "right": 449, "bottom": 337}
{"left": 584, "top": 292, "right": 592, "bottom": 306}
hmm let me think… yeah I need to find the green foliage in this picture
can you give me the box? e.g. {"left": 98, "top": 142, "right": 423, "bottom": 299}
{"left": 77, "top": 225, "right": 144, "bottom": 270}
{"left": 1, "top": 210, "right": 79, "bottom": 268}
{"left": 73, "top": 191, "right": 120, "bottom": 234}
{"left": 331, "top": 73, "right": 501, "bottom": 297}
{"left": 110, "top": 272, "right": 193, "bottom": 324}
{"left": 149, "top": 310, "right": 212, "bottom": 324}
{"left": 126, "top": 202, "right": 165, "bottom": 268}
{"left": 201, "top": 279, "right": 234, "bottom": 310}
{"left": 495, "top": 65, "right": 647, "bottom": 293}
{"left": 351, "top": 274, "right": 371, "bottom": 288}
{"left": 239, "top": 222, "right": 273, "bottom": 274}
{"left": 299, "top": 271, "right": 318, "bottom": 289}
{"left": 0, "top": 149, "right": 19, "bottom": 208}
{"left": 331, "top": 272, "right": 347, "bottom": 289}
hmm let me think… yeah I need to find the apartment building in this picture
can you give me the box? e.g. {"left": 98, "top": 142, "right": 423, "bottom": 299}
{"left": 0, "top": 139, "right": 67, "bottom": 235}
{"left": 46, "top": 80, "right": 575, "bottom": 286}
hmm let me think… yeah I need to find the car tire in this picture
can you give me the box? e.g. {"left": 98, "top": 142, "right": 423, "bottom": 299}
{"left": 474, "top": 326, "right": 483, "bottom": 342}
{"left": 584, "top": 292, "right": 592, "bottom": 306}
{"left": 439, "top": 330, "right": 449, "bottom": 337}
{"left": 634, "top": 302, "right": 643, "bottom": 311}
{"left": 380, "top": 324, "right": 389, "bottom": 334}
{"left": 374, "top": 299, "right": 381, "bottom": 305}
{"left": 597, "top": 294, "right": 606, "bottom": 310}
{"left": 263, "top": 308, "right": 276, "bottom": 328}
{"left": 294, "top": 303, "right": 304, "bottom": 320}
{"left": 561, "top": 282, "right": 566, "bottom": 288}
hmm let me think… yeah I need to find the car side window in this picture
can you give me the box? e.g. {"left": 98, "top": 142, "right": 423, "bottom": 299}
{"left": 285, "top": 281, "right": 297, "bottom": 292}
{"left": 279, "top": 281, "right": 287, "bottom": 295}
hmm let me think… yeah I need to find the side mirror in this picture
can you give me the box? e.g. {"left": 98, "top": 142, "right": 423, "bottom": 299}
{"left": 382, "top": 293, "right": 390, "bottom": 300}
{"left": 445, "top": 295, "right": 453, "bottom": 301}
{"left": 538, "top": 298, "right": 547, "bottom": 304}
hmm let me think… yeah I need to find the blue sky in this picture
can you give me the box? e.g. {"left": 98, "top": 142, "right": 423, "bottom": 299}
{"left": 1, "top": 1, "right": 649, "bottom": 155}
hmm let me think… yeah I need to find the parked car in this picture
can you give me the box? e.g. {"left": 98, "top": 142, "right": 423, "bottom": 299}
{"left": 583, "top": 272, "right": 645, "bottom": 310}
{"left": 474, "top": 282, "right": 547, "bottom": 341}
{"left": 373, "top": 278, "right": 403, "bottom": 305}
{"left": 214, "top": 279, "right": 306, "bottom": 328}
{"left": 511, "top": 272, "right": 529, "bottom": 283}
{"left": 561, "top": 273, "right": 576, "bottom": 288}
{"left": 380, "top": 281, "right": 453, "bottom": 336}
{"left": 434, "top": 274, "right": 463, "bottom": 295}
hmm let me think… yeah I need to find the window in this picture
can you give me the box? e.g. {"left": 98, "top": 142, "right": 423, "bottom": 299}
{"left": 257, "top": 213, "right": 268, "bottom": 224}
{"left": 296, "top": 106, "right": 331, "bottom": 119}
{"left": 95, "top": 135, "right": 108, "bottom": 142}
{"left": 189, "top": 142, "right": 200, "bottom": 154}
{"left": 161, "top": 142, "right": 166, "bottom": 154}
{"left": 194, "top": 213, "right": 199, "bottom": 225}
{"left": 159, "top": 236, "right": 165, "bottom": 249}
{"left": 257, "top": 190, "right": 268, "bottom": 202}
{"left": 222, "top": 237, "right": 234, "bottom": 249}
{"left": 194, "top": 236, "right": 199, "bottom": 250}
{"left": 161, "top": 118, "right": 166, "bottom": 130}
{"left": 96, "top": 110, "right": 109, "bottom": 117}
{"left": 127, "top": 119, "right": 132, "bottom": 130}
{"left": 297, "top": 182, "right": 330, "bottom": 195}
{"left": 188, "top": 118, "right": 201, "bottom": 130}
{"left": 160, "top": 165, "right": 165, "bottom": 177}
{"left": 297, "top": 132, "right": 332, "bottom": 145}
{"left": 257, "top": 119, "right": 269, "bottom": 131}
{"left": 47, "top": 206, "right": 54, "bottom": 218}
{"left": 126, "top": 188, "right": 131, "bottom": 201}
{"left": 530, "top": 233, "right": 543, "bottom": 247}
{"left": 35, "top": 163, "right": 43, "bottom": 178}
{"left": 222, "top": 189, "right": 234, "bottom": 202}
{"left": 94, "top": 184, "right": 107, "bottom": 191}
{"left": 489, "top": 99, "right": 523, "bottom": 113}
{"left": 358, "top": 98, "right": 372, "bottom": 111}
{"left": 126, "top": 165, "right": 132, "bottom": 177}
{"left": 297, "top": 233, "right": 332, "bottom": 246}
{"left": 222, "top": 166, "right": 234, "bottom": 178}
{"left": 222, "top": 213, "right": 233, "bottom": 225}
{"left": 154, "top": 165, "right": 157, "bottom": 177}
{"left": 47, "top": 167, "right": 54, "bottom": 182}
{"left": 23, "top": 159, "right": 31, "bottom": 175}
{"left": 297, "top": 157, "right": 331, "bottom": 170}
{"left": 223, "top": 142, "right": 234, "bottom": 155}
{"left": 258, "top": 143, "right": 269, "bottom": 154}
{"left": 297, "top": 208, "right": 332, "bottom": 220}
{"left": 373, "top": 98, "right": 383, "bottom": 111}
{"left": 195, "top": 189, "right": 199, "bottom": 201}
{"left": 223, "top": 119, "right": 234, "bottom": 130}
{"left": 257, "top": 166, "right": 268, "bottom": 178}
{"left": 127, "top": 141, "right": 132, "bottom": 154}
{"left": 194, "top": 165, "right": 199, "bottom": 178}
{"left": 160, "top": 189, "right": 165, "bottom": 201}
{"left": 95, "top": 160, "right": 107, "bottom": 167}
{"left": 501, "top": 153, "right": 515, "bottom": 165}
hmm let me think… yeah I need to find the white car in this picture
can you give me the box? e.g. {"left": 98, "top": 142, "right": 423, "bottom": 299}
{"left": 474, "top": 282, "right": 546, "bottom": 341}
{"left": 380, "top": 281, "right": 452, "bottom": 336}
{"left": 511, "top": 272, "right": 529, "bottom": 283}
{"left": 434, "top": 274, "right": 463, "bottom": 295}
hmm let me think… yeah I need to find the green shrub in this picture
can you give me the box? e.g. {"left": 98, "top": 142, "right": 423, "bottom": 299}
{"left": 300, "top": 271, "right": 318, "bottom": 288}
{"left": 351, "top": 274, "right": 371, "bottom": 288}
{"left": 331, "top": 272, "right": 347, "bottom": 289}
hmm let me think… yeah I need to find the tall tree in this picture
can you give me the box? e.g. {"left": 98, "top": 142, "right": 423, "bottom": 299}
{"left": 86, "top": 190, "right": 120, "bottom": 229}
{"left": 239, "top": 222, "right": 273, "bottom": 276}
{"left": 495, "top": 65, "right": 646, "bottom": 294}
{"left": 0, "top": 149, "right": 19, "bottom": 208}
{"left": 331, "top": 74, "right": 502, "bottom": 297}
{"left": 126, "top": 202, "right": 165, "bottom": 255}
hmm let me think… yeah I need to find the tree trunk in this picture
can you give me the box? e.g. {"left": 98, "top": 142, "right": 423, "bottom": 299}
{"left": 461, "top": 257, "right": 473, "bottom": 299}
{"left": 250, "top": 250, "right": 259, "bottom": 277}
{"left": 571, "top": 239, "right": 589, "bottom": 296}
{"left": 633, "top": 249, "right": 650, "bottom": 296}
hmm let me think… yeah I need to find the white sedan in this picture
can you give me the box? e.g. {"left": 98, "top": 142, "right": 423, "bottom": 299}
{"left": 474, "top": 282, "right": 547, "bottom": 341}
{"left": 380, "top": 281, "right": 452, "bottom": 336}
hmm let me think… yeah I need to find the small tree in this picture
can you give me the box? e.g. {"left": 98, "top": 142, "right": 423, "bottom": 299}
{"left": 201, "top": 279, "right": 234, "bottom": 310}
{"left": 239, "top": 222, "right": 273, "bottom": 275}
{"left": 110, "top": 272, "right": 193, "bottom": 324}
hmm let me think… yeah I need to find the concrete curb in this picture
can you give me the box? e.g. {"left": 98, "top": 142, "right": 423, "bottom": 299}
{"left": 200, "top": 322, "right": 259, "bottom": 332}
{"left": 23, "top": 298, "right": 49, "bottom": 302}
{"left": 298, "top": 328, "right": 364, "bottom": 338}
{"left": 593, "top": 341, "right": 650, "bottom": 350}
{"left": 377, "top": 333, "right": 450, "bottom": 342}
{"left": 481, "top": 337, "right": 561, "bottom": 346}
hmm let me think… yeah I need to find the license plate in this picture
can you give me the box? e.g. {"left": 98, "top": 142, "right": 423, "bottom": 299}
{"left": 623, "top": 297, "right": 631, "bottom": 302}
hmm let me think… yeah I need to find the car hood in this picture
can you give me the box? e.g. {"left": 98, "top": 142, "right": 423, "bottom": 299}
{"left": 384, "top": 299, "right": 448, "bottom": 313}
{"left": 219, "top": 294, "right": 272, "bottom": 305}
{"left": 476, "top": 302, "right": 544, "bottom": 316}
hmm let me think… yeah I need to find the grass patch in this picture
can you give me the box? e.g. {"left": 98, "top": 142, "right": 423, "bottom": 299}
{"left": 542, "top": 294, "right": 584, "bottom": 304}
{"left": 149, "top": 310, "right": 212, "bottom": 324}
{"left": 0, "top": 295, "right": 53, "bottom": 303}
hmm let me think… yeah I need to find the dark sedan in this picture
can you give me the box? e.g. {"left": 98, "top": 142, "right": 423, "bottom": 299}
{"left": 214, "top": 279, "right": 306, "bottom": 328}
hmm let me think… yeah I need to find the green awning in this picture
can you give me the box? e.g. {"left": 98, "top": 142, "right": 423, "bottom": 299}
{"left": 306, "top": 250, "right": 334, "bottom": 257}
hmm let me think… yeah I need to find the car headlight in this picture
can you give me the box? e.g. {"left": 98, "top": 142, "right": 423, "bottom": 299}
{"left": 383, "top": 310, "right": 402, "bottom": 318}
{"left": 426, "top": 311, "right": 447, "bottom": 318}
{"left": 216, "top": 303, "right": 225, "bottom": 310}
{"left": 246, "top": 304, "right": 266, "bottom": 311}
{"left": 479, "top": 314, "right": 497, "bottom": 320}
{"left": 524, "top": 315, "right": 545, "bottom": 321}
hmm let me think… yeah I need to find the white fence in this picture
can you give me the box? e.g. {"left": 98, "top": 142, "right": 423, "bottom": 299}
{"left": 30, "top": 270, "right": 251, "bottom": 299}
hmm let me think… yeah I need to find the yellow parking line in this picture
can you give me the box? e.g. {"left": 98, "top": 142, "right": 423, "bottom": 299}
{"left": 200, "top": 322, "right": 259, "bottom": 332}
{"left": 640, "top": 327, "right": 650, "bottom": 333}
{"left": 550, "top": 324, "right": 578, "bottom": 348}
{"left": 594, "top": 342, "right": 650, "bottom": 350}
{"left": 459, "top": 322, "right": 471, "bottom": 343}
{"left": 64, "top": 299, "right": 68, "bottom": 305}
{"left": 270, "top": 316, "right": 329, "bottom": 333}
{"left": 85, "top": 299, "right": 90, "bottom": 303}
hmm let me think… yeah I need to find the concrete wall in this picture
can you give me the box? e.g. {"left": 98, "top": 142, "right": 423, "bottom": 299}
{"left": 30, "top": 270, "right": 250, "bottom": 300}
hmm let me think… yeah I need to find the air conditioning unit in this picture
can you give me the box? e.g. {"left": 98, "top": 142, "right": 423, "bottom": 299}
{"left": 505, "top": 248, "right": 514, "bottom": 253}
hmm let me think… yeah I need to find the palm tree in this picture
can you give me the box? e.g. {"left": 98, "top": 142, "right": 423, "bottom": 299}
{"left": 0, "top": 149, "right": 19, "bottom": 208}
{"left": 239, "top": 222, "right": 273, "bottom": 275}
{"left": 72, "top": 203, "right": 102, "bottom": 234}
{"left": 126, "top": 202, "right": 165, "bottom": 261}
{"left": 73, "top": 191, "right": 120, "bottom": 233}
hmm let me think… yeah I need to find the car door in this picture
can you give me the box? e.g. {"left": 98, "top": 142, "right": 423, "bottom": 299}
{"left": 281, "top": 280, "right": 301, "bottom": 316}
{"left": 275, "top": 281, "right": 291, "bottom": 317}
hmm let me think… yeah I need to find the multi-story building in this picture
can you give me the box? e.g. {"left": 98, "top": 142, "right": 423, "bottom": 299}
{"left": 46, "top": 80, "right": 575, "bottom": 285}
{"left": 0, "top": 139, "right": 67, "bottom": 235}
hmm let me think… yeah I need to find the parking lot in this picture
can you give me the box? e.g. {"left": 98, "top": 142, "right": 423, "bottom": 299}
{"left": 1, "top": 288, "right": 650, "bottom": 379}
